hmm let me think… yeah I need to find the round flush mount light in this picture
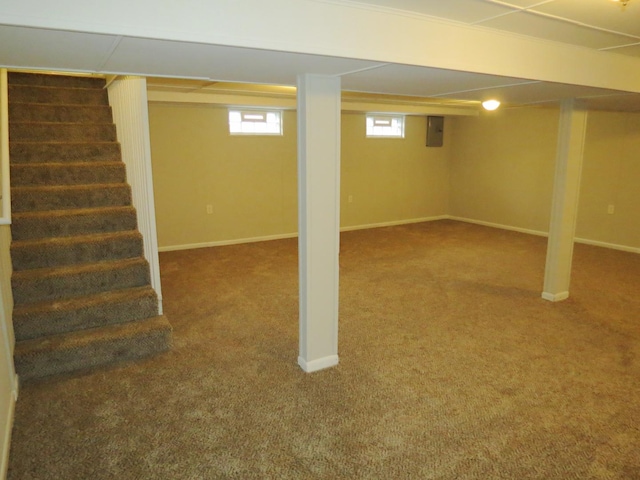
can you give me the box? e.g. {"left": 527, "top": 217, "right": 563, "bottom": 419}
{"left": 482, "top": 99, "right": 501, "bottom": 111}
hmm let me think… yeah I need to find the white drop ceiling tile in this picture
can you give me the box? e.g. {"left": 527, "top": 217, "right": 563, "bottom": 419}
{"left": 530, "top": 0, "right": 640, "bottom": 38}
{"left": 604, "top": 43, "right": 640, "bottom": 57}
{"left": 352, "top": 0, "right": 514, "bottom": 24}
{"left": 104, "top": 38, "right": 382, "bottom": 84}
{"left": 0, "top": 26, "right": 117, "bottom": 71}
{"left": 146, "top": 78, "right": 212, "bottom": 89}
{"left": 578, "top": 93, "right": 640, "bottom": 112}
{"left": 341, "top": 64, "right": 531, "bottom": 97}
{"left": 436, "top": 81, "right": 620, "bottom": 105}
{"left": 494, "top": 0, "right": 552, "bottom": 7}
{"left": 478, "top": 10, "right": 637, "bottom": 49}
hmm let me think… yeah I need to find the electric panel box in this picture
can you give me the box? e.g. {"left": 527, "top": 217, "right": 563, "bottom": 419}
{"left": 427, "top": 116, "right": 444, "bottom": 147}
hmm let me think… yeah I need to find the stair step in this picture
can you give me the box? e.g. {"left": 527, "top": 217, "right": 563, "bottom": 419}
{"left": 14, "top": 315, "right": 172, "bottom": 381}
{"left": 11, "top": 206, "right": 138, "bottom": 241}
{"left": 11, "top": 231, "right": 144, "bottom": 270}
{"left": 12, "top": 257, "right": 150, "bottom": 305}
{"left": 8, "top": 85, "right": 109, "bottom": 106}
{"left": 9, "top": 103, "right": 113, "bottom": 124}
{"left": 8, "top": 72, "right": 105, "bottom": 89}
{"left": 12, "top": 183, "right": 131, "bottom": 212}
{"left": 11, "top": 161, "right": 126, "bottom": 186}
{"left": 9, "top": 122, "right": 117, "bottom": 142}
{"left": 10, "top": 142, "right": 121, "bottom": 164}
{"left": 13, "top": 286, "right": 158, "bottom": 341}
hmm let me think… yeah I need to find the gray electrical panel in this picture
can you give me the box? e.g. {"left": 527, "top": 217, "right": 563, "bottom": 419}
{"left": 427, "top": 116, "right": 444, "bottom": 147}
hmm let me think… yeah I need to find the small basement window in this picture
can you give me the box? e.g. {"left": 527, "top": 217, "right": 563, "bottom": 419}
{"left": 366, "top": 114, "right": 405, "bottom": 138}
{"left": 228, "top": 109, "right": 283, "bottom": 135}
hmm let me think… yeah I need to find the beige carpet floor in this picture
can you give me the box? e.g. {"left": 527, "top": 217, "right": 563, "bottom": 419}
{"left": 7, "top": 220, "right": 640, "bottom": 479}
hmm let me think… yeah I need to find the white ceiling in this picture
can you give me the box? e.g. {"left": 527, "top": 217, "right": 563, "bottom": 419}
{"left": 338, "top": 0, "right": 640, "bottom": 111}
{"left": 356, "top": 0, "right": 640, "bottom": 54}
{"left": 2, "top": 0, "right": 640, "bottom": 112}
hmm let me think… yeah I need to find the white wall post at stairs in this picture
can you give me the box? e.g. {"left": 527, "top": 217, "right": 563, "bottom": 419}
{"left": 297, "top": 74, "right": 341, "bottom": 373}
{"left": 107, "top": 76, "right": 164, "bottom": 314}
{"left": 542, "top": 99, "right": 588, "bottom": 302}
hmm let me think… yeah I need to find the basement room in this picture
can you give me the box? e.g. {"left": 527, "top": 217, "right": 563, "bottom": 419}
{"left": 0, "top": 0, "right": 639, "bottom": 478}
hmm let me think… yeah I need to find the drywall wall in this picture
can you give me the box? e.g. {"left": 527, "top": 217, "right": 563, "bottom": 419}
{"left": 149, "top": 104, "right": 298, "bottom": 249}
{"left": 149, "top": 104, "right": 452, "bottom": 250}
{"left": 449, "top": 106, "right": 640, "bottom": 251}
{"left": 340, "top": 113, "right": 450, "bottom": 228}
{"left": 577, "top": 110, "right": 640, "bottom": 249}
{"left": 449, "top": 107, "right": 559, "bottom": 234}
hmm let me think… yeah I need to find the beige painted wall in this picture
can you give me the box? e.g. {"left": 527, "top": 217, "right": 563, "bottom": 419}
{"left": 577, "top": 111, "right": 640, "bottom": 248}
{"left": 341, "top": 113, "right": 450, "bottom": 228}
{"left": 449, "top": 106, "right": 640, "bottom": 250}
{"left": 149, "top": 104, "right": 298, "bottom": 248}
{"left": 149, "top": 104, "right": 452, "bottom": 249}
{"left": 150, "top": 101, "right": 639, "bottom": 251}
{"left": 449, "top": 107, "right": 560, "bottom": 233}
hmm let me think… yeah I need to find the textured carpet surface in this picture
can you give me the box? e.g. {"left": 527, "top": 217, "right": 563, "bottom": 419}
{"left": 8, "top": 72, "right": 171, "bottom": 380}
{"left": 8, "top": 220, "right": 640, "bottom": 479}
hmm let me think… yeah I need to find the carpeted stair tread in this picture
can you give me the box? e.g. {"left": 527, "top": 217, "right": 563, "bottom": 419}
{"left": 13, "top": 286, "right": 159, "bottom": 341}
{"left": 8, "top": 71, "right": 172, "bottom": 380}
{"left": 8, "top": 85, "right": 109, "bottom": 106}
{"left": 10, "top": 142, "right": 121, "bottom": 164}
{"left": 9, "top": 122, "right": 117, "bottom": 142}
{"left": 9, "top": 103, "right": 114, "bottom": 124}
{"left": 14, "top": 315, "right": 172, "bottom": 381}
{"left": 11, "top": 206, "right": 138, "bottom": 240}
{"left": 11, "top": 161, "right": 126, "bottom": 186}
{"left": 12, "top": 183, "right": 132, "bottom": 212}
{"left": 12, "top": 257, "right": 151, "bottom": 305}
{"left": 11, "top": 231, "right": 144, "bottom": 270}
{"left": 8, "top": 72, "right": 105, "bottom": 89}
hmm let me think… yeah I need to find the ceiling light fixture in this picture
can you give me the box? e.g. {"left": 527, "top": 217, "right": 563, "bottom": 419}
{"left": 611, "top": 0, "right": 630, "bottom": 6}
{"left": 482, "top": 99, "right": 501, "bottom": 111}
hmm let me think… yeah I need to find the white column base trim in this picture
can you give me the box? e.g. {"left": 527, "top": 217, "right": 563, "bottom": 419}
{"left": 298, "top": 355, "right": 339, "bottom": 373}
{"left": 541, "top": 291, "right": 569, "bottom": 302}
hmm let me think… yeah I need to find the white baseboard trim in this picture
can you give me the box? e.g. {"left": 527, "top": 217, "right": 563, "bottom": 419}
{"left": 541, "top": 291, "right": 569, "bottom": 302}
{"left": 298, "top": 355, "right": 339, "bottom": 373}
{"left": 451, "top": 217, "right": 640, "bottom": 254}
{"left": 1, "top": 374, "right": 18, "bottom": 479}
{"left": 574, "top": 237, "right": 640, "bottom": 254}
{"left": 159, "top": 216, "right": 449, "bottom": 252}
{"left": 159, "top": 216, "right": 639, "bottom": 255}
{"left": 448, "top": 216, "right": 548, "bottom": 237}
{"left": 340, "top": 215, "right": 449, "bottom": 233}
{"left": 159, "top": 232, "right": 298, "bottom": 252}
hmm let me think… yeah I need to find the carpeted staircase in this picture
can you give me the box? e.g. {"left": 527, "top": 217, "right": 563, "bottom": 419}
{"left": 7, "top": 72, "right": 172, "bottom": 381}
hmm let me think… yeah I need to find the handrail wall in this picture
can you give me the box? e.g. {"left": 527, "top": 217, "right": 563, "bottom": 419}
{"left": 0, "top": 69, "right": 10, "bottom": 226}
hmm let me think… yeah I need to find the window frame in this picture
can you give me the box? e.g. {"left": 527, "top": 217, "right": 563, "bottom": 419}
{"left": 228, "top": 109, "right": 283, "bottom": 136}
{"left": 365, "top": 114, "right": 405, "bottom": 138}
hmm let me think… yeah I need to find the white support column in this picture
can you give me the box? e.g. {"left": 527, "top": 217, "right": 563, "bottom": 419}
{"left": 297, "top": 74, "right": 341, "bottom": 373}
{"left": 542, "top": 100, "right": 588, "bottom": 302}
{"left": 107, "top": 76, "right": 164, "bottom": 314}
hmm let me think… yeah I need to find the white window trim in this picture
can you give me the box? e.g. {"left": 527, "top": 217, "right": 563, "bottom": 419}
{"left": 366, "top": 114, "right": 405, "bottom": 138}
{"left": 228, "top": 109, "right": 283, "bottom": 136}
